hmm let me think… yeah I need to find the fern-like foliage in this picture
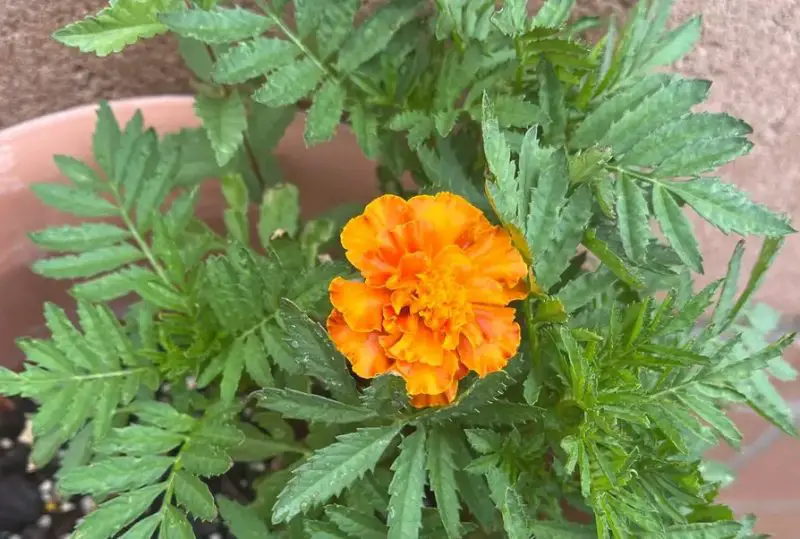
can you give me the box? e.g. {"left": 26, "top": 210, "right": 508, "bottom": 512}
{"left": 26, "top": 2, "right": 800, "bottom": 539}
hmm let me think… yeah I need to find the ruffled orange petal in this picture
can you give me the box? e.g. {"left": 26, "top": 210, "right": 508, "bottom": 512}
{"left": 465, "top": 225, "right": 527, "bottom": 287}
{"left": 385, "top": 252, "right": 429, "bottom": 290}
{"left": 394, "top": 350, "right": 459, "bottom": 395}
{"left": 341, "top": 195, "right": 410, "bottom": 270}
{"left": 407, "top": 360, "right": 468, "bottom": 406}
{"left": 329, "top": 277, "right": 391, "bottom": 332}
{"left": 465, "top": 275, "right": 528, "bottom": 306}
{"left": 327, "top": 310, "right": 392, "bottom": 378}
{"left": 387, "top": 324, "right": 447, "bottom": 367}
{"left": 408, "top": 193, "right": 485, "bottom": 252}
{"left": 410, "top": 381, "right": 458, "bottom": 408}
{"left": 431, "top": 243, "right": 472, "bottom": 273}
{"left": 457, "top": 305, "right": 520, "bottom": 377}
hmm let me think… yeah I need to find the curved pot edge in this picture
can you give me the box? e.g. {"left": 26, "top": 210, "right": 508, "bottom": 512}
{"left": 0, "top": 95, "right": 196, "bottom": 142}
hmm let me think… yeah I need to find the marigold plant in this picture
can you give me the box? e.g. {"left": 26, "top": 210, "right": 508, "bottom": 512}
{"left": 0, "top": 1, "right": 796, "bottom": 539}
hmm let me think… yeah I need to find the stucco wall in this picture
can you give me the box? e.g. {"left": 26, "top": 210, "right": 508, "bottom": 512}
{"left": 2, "top": 0, "right": 800, "bottom": 315}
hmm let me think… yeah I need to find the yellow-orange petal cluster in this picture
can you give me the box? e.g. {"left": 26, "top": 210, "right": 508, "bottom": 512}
{"left": 327, "top": 193, "right": 528, "bottom": 407}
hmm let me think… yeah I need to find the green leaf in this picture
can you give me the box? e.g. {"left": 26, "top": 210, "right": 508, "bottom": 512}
{"left": 228, "top": 423, "right": 306, "bottom": 461}
{"left": 182, "top": 443, "right": 233, "bottom": 477}
{"left": 72, "top": 484, "right": 166, "bottom": 539}
{"left": 252, "top": 58, "right": 325, "bottom": 107}
{"left": 652, "top": 184, "right": 703, "bottom": 272}
{"left": 90, "top": 101, "right": 122, "bottom": 177}
{"left": 570, "top": 74, "right": 671, "bottom": 149}
{"left": 482, "top": 94, "right": 516, "bottom": 191}
{"left": 335, "top": 0, "right": 420, "bottom": 72}
{"left": 426, "top": 428, "right": 461, "bottom": 539}
{"left": 305, "top": 520, "right": 351, "bottom": 539}
{"left": 532, "top": 0, "right": 575, "bottom": 27}
{"left": 60, "top": 456, "right": 173, "bottom": 497}
{"left": 194, "top": 91, "right": 248, "bottom": 166}
{"left": 52, "top": 156, "right": 103, "bottom": 193}
{"left": 325, "top": 505, "right": 386, "bottom": 539}
{"left": 255, "top": 387, "right": 378, "bottom": 423}
{"left": 31, "top": 430, "right": 65, "bottom": 468}
{"left": 486, "top": 469, "right": 529, "bottom": 539}
{"left": 728, "top": 237, "right": 784, "bottom": 325}
{"left": 389, "top": 111, "right": 434, "bottom": 151}
{"left": 711, "top": 241, "right": 745, "bottom": 329}
{"left": 538, "top": 61, "right": 566, "bottom": 143}
{"left": 644, "top": 15, "right": 702, "bottom": 69}
{"left": 71, "top": 265, "right": 152, "bottom": 302}
{"left": 665, "top": 177, "right": 794, "bottom": 236}
{"left": 175, "top": 470, "right": 217, "bottom": 522}
{"left": 31, "top": 183, "right": 117, "bottom": 218}
{"left": 316, "top": 0, "right": 361, "bottom": 58}
{"left": 536, "top": 186, "right": 593, "bottom": 289}
{"left": 272, "top": 425, "right": 401, "bottom": 523}
{"left": 388, "top": 429, "right": 427, "bottom": 539}
{"left": 657, "top": 137, "right": 753, "bottom": 178}
{"left": 349, "top": 103, "right": 381, "bottom": 159}
{"left": 582, "top": 229, "right": 644, "bottom": 289}
{"left": 652, "top": 521, "right": 742, "bottom": 538}
{"left": 32, "top": 244, "right": 144, "bottom": 280}
{"left": 58, "top": 424, "right": 93, "bottom": 474}
{"left": 431, "top": 366, "right": 518, "bottom": 423}
{"left": 492, "top": 0, "right": 527, "bottom": 36}
{"left": 94, "top": 425, "right": 185, "bottom": 455}
{"left": 277, "top": 299, "right": 359, "bottom": 403}
{"left": 220, "top": 338, "right": 246, "bottom": 403}
{"left": 130, "top": 400, "right": 196, "bottom": 432}
{"left": 135, "top": 278, "right": 188, "bottom": 312}
{"left": 160, "top": 506, "right": 194, "bottom": 539}
{"left": 305, "top": 80, "right": 346, "bottom": 145}
{"left": 160, "top": 7, "right": 272, "bottom": 44}
{"left": 212, "top": 37, "right": 297, "bottom": 83}
{"left": 194, "top": 420, "right": 245, "bottom": 448}
{"left": 119, "top": 514, "right": 162, "bottom": 539}
{"left": 217, "top": 496, "right": 272, "bottom": 539}
{"left": 178, "top": 37, "right": 213, "bottom": 81}
{"left": 738, "top": 370, "right": 796, "bottom": 436}
{"left": 661, "top": 280, "right": 721, "bottom": 335}
{"left": 676, "top": 393, "right": 742, "bottom": 447}
{"left": 616, "top": 175, "right": 651, "bottom": 264}
{"left": 30, "top": 223, "right": 131, "bottom": 253}
{"left": 417, "top": 142, "right": 486, "bottom": 211}
{"left": 460, "top": 402, "right": 541, "bottom": 426}
{"left": 53, "top": 0, "right": 173, "bottom": 56}
{"left": 243, "top": 334, "right": 275, "bottom": 388}
{"left": 602, "top": 78, "right": 710, "bottom": 155}
{"left": 621, "top": 112, "right": 751, "bottom": 170}
{"left": 487, "top": 95, "right": 544, "bottom": 128}
{"left": 521, "top": 130, "right": 567, "bottom": 252}
{"left": 529, "top": 521, "right": 595, "bottom": 538}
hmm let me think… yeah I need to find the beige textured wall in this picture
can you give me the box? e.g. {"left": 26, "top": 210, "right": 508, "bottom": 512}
{"left": 2, "top": 0, "right": 800, "bottom": 314}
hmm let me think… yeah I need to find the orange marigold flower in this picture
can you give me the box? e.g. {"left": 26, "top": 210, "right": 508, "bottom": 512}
{"left": 327, "top": 193, "right": 528, "bottom": 407}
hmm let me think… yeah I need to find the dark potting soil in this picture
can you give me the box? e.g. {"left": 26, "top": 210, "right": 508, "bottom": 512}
{"left": 0, "top": 396, "right": 265, "bottom": 539}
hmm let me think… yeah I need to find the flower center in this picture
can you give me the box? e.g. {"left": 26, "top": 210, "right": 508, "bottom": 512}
{"left": 411, "top": 266, "right": 470, "bottom": 333}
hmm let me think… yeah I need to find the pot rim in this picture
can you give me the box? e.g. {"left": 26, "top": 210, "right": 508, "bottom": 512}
{"left": 0, "top": 94, "right": 195, "bottom": 141}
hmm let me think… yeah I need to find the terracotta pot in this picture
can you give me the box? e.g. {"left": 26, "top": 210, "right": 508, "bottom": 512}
{"left": 0, "top": 96, "right": 380, "bottom": 370}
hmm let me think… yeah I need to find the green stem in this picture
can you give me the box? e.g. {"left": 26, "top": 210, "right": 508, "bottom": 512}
{"left": 158, "top": 442, "right": 189, "bottom": 518}
{"left": 523, "top": 296, "right": 542, "bottom": 380}
{"left": 184, "top": 0, "right": 268, "bottom": 192}
{"left": 33, "top": 367, "right": 152, "bottom": 386}
{"left": 118, "top": 203, "right": 172, "bottom": 287}
{"left": 605, "top": 164, "right": 665, "bottom": 186}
